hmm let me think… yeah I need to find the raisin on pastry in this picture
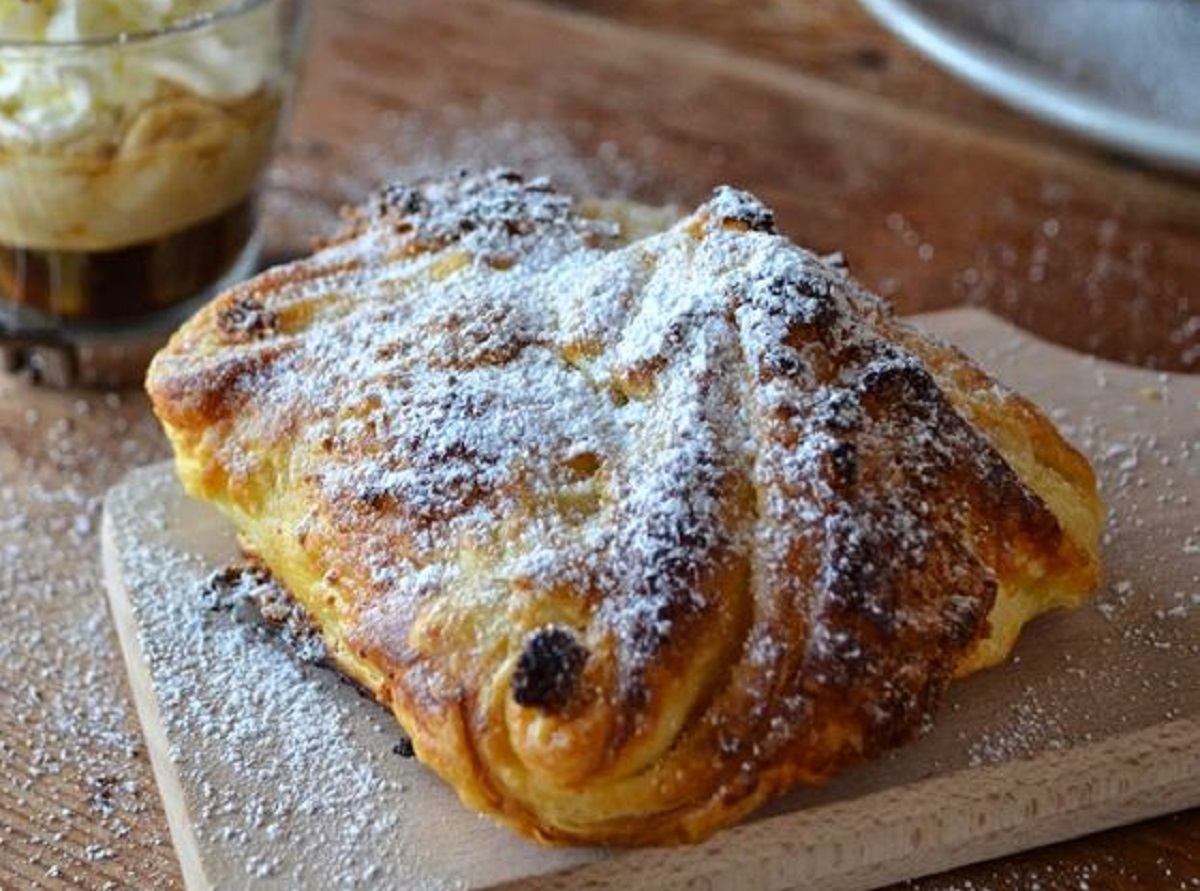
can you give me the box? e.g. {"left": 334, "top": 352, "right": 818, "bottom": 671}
{"left": 146, "top": 170, "right": 1101, "bottom": 846}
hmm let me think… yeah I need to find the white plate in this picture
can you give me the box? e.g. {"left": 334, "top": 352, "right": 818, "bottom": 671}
{"left": 859, "top": 0, "right": 1200, "bottom": 172}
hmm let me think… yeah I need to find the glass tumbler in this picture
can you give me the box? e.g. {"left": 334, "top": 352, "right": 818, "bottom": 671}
{"left": 0, "top": 0, "right": 310, "bottom": 386}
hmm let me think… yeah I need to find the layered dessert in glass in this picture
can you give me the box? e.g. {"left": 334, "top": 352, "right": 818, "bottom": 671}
{"left": 0, "top": 0, "right": 307, "bottom": 384}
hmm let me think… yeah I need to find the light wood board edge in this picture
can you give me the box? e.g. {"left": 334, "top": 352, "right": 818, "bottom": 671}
{"left": 101, "top": 508, "right": 214, "bottom": 891}
{"left": 498, "top": 719, "right": 1200, "bottom": 891}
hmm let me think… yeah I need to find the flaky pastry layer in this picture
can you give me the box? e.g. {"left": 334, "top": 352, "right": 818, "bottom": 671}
{"left": 147, "top": 171, "right": 1101, "bottom": 845}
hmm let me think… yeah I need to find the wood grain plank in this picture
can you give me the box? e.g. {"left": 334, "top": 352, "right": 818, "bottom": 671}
{"left": 540, "top": 0, "right": 1200, "bottom": 202}
{"left": 530, "top": 0, "right": 1092, "bottom": 150}
{"left": 907, "top": 810, "right": 1200, "bottom": 891}
{"left": 0, "top": 382, "right": 180, "bottom": 891}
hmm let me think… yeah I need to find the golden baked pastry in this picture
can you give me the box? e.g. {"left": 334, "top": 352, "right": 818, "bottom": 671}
{"left": 146, "top": 170, "right": 1102, "bottom": 846}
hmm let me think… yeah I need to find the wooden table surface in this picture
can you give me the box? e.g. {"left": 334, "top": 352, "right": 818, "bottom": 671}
{"left": 1, "top": 1, "right": 1197, "bottom": 888}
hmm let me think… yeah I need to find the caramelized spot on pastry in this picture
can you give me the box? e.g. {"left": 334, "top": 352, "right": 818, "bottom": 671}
{"left": 217, "top": 295, "right": 278, "bottom": 344}
{"left": 392, "top": 737, "right": 416, "bottom": 758}
{"left": 512, "top": 626, "right": 589, "bottom": 713}
{"left": 563, "top": 450, "right": 603, "bottom": 480}
{"left": 708, "top": 185, "right": 777, "bottom": 233}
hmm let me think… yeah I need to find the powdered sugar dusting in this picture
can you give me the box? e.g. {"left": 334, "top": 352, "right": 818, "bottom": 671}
{"left": 120, "top": 543, "right": 429, "bottom": 887}
{"left": 105, "top": 466, "right": 597, "bottom": 888}
{"left": 0, "top": 387, "right": 174, "bottom": 888}
{"left": 151, "top": 171, "right": 1073, "bottom": 800}
{"left": 264, "top": 108, "right": 677, "bottom": 259}
{"left": 906, "top": 852, "right": 1200, "bottom": 891}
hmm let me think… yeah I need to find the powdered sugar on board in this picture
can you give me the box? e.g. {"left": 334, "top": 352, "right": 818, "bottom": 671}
{"left": 105, "top": 309, "right": 1199, "bottom": 891}
{"left": 0, "top": 386, "right": 176, "bottom": 889}
{"left": 103, "top": 468, "right": 603, "bottom": 890}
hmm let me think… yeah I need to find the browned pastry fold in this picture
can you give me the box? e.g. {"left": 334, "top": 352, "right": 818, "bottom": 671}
{"left": 146, "top": 170, "right": 1102, "bottom": 845}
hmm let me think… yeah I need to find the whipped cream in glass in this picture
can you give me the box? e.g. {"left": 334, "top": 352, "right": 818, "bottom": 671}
{"left": 0, "top": 0, "right": 280, "bottom": 145}
{"left": 0, "top": 0, "right": 309, "bottom": 386}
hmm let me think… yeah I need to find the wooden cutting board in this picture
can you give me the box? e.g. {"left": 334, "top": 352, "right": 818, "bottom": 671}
{"left": 102, "top": 309, "right": 1200, "bottom": 891}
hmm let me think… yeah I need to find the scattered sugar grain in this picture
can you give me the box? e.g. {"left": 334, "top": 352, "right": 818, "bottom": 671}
{"left": 266, "top": 104, "right": 680, "bottom": 254}
{"left": 104, "top": 470, "right": 465, "bottom": 889}
{"left": 0, "top": 382, "right": 175, "bottom": 884}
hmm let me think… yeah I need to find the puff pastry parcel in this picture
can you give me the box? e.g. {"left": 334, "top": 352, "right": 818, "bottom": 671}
{"left": 147, "top": 170, "right": 1102, "bottom": 845}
